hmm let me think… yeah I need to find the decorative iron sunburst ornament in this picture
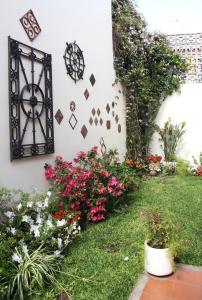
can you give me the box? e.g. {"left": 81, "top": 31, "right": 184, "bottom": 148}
{"left": 63, "top": 41, "right": 85, "bottom": 83}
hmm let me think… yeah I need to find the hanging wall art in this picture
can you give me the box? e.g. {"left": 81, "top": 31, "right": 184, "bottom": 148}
{"left": 8, "top": 37, "right": 54, "bottom": 160}
{"left": 20, "top": 9, "right": 41, "bottom": 41}
{"left": 63, "top": 41, "right": 85, "bottom": 83}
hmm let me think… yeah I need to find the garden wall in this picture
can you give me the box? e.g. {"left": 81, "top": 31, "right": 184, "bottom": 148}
{"left": 0, "top": 0, "right": 126, "bottom": 191}
{"left": 150, "top": 83, "right": 202, "bottom": 163}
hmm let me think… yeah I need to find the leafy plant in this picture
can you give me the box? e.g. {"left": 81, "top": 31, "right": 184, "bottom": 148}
{"left": 142, "top": 209, "right": 179, "bottom": 249}
{"left": 7, "top": 245, "right": 60, "bottom": 300}
{"left": 0, "top": 188, "right": 80, "bottom": 299}
{"left": 155, "top": 119, "right": 185, "bottom": 161}
{"left": 112, "top": 0, "right": 187, "bottom": 160}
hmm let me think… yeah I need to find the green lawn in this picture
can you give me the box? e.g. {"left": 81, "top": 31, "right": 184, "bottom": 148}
{"left": 37, "top": 176, "right": 202, "bottom": 300}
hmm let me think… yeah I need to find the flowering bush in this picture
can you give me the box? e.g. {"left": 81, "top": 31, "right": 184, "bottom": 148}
{"left": 0, "top": 189, "right": 80, "bottom": 299}
{"left": 145, "top": 154, "right": 162, "bottom": 175}
{"left": 146, "top": 154, "right": 162, "bottom": 164}
{"left": 190, "top": 153, "right": 202, "bottom": 176}
{"left": 45, "top": 147, "right": 138, "bottom": 226}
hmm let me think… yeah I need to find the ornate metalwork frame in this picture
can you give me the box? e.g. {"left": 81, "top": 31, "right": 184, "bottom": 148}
{"left": 8, "top": 37, "right": 54, "bottom": 161}
{"left": 63, "top": 41, "right": 85, "bottom": 83}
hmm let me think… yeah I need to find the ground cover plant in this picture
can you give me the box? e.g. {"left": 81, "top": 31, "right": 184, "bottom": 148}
{"left": 0, "top": 189, "right": 80, "bottom": 299}
{"left": 34, "top": 175, "right": 202, "bottom": 300}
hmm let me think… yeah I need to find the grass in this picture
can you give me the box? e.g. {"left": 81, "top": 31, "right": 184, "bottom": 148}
{"left": 36, "top": 175, "right": 202, "bottom": 300}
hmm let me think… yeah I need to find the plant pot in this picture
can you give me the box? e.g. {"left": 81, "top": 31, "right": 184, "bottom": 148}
{"left": 144, "top": 241, "right": 173, "bottom": 276}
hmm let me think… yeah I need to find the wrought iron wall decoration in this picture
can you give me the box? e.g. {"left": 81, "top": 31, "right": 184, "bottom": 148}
{"left": 20, "top": 10, "right": 41, "bottom": 41}
{"left": 63, "top": 41, "right": 85, "bottom": 83}
{"left": 8, "top": 37, "right": 54, "bottom": 161}
{"left": 100, "top": 137, "right": 106, "bottom": 154}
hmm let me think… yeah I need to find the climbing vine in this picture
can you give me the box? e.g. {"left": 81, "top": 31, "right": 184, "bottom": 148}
{"left": 112, "top": 0, "right": 187, "bottom": 160}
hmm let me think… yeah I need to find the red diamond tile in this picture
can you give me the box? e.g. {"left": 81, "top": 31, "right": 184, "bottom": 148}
{"left": 115, "top": 115, "right": 119, "bottom": 123}
{"left": 106, "top": 104, "right": 110, "bottom": 113}
{"left": 84, "top": 89, "right": 89, "bottom": 100}
{"left": 106, "top": 120, "right": 111, "bottom": 129}
{"left": 94, "top": 117, "right": 98, "bottom": 126}
{"left": 55, "top": 109, "right": 63, "bottom": 125}
{"left": 97, "top": 108, "right": 101, "bottom": 116}
{"left": 81, "top": 125, "right": 88, "bottom": 138}
{"left": 89, "top": 74, "right": 96, "bottom": 86}
{"left": 89, "top": 117, "right": 93, "bottom": 125}
{"left": 100, "top": 118, "right": 103, "bottom": 126}
{"left": 118, "top": 124, "right": 121, "bottom": 133}
{"left": 92, "top": 108, "right": 96, "bottom": 116}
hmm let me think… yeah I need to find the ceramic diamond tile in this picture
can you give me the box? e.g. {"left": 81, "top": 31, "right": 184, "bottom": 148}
{"left": 81, "top": 125, "right": 88, "bottom": 138}
{"left": 55, "top": 109, "right": 63, "bottom": 125}
{"left": 106, "top": 104, "right": 110, "bottom": 113}
{"left": 100, "top": 118, "right": 103, "bottom": 126}
{"left": 70, "top": 101, "right": 76, "bottom": 112}
{"left": 106, "top": 120, "right": 111, "bottom": 129}
{"left": 89, "top": 74, "right": 96, "bottom": 86}
{"left": 115, "top": 115, "right": 119, "bottom": 123}
{"left": 97, "top": 108, "right": 101, "bottom": 116}
{"left": 84, "top": 89, "right": 90, "bottom": 100}
{"left": 118, "top": 124, "right": 121, "bottom": 133}
{"left": 112, "top": 101, "right": 115, "bottom": 108}
{"left": 89, "top": 117, "right": 93, "bottom": 125}
{"left": 112, "top": 111, "right": 115, "bottom": 117}
{"left": 20, "top": 10, "right": 41, "bottom": 41}
{"left": 92, "top": 108, "right": 96, "bottom": 116}
{"left": 94, "top": 117, "right": 98, "bottom": 126}
{"left": 69, "top": 114, "right": 77, "bottom": 129}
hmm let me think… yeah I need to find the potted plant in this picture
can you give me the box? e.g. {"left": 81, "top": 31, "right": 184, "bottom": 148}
{"left": 143, "top": 210, "right": 179, "bottom": 276}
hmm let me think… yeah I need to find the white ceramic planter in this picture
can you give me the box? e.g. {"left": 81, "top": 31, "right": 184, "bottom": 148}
{"left": 144, "top": 241, "right": 173, "bottom": 276}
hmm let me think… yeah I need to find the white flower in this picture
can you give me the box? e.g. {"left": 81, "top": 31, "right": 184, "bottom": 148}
{"left": 123, "top": 256, "right": 129, "bottom": 261}
{"left": 46, "top": 219, "right": 54, "bottom": 228}
{"left": 27, "top": 201, "right": 33, "bottom": 208}
{"left": 57, "top": 219, "right": 67, "bottom": 227}
{"left": 36, "top": 214, "right": 44, "bottom": 225}
{"left": 4, "top": 211, "right": 15, "bottom": 218}
{"left": 22, "top": 244, "right": 28, "bottom": 255}
{"left": 17, "top": 203, "right": 22, "bottom": 211}
{"left": 30, "top": 224, "right": 41, "bottom": 237}
{"left": 43, "top": 197, "right": 49, "bottom": 208}
{"left": 54, "top": 250, "right": 61, "bottom": 256}
{"left": 12, "top": 253, "right": 22, "bottom": 264}
{"left": 22, "top": 215, "right": 33, "bottom": 224}
{"left": 36, "top": 201, "right": 43, "bottom": 208}
{"left": 10, "top": 228, "right": 16, "bottom": 235}
{"left": 47, "top": 191, "right": 52, "bottom": 197}
{"left": 77, "top": 225, "right": 81, "bottom": 232}
{"left": 57, "top": 238, "right": 62, "bottom": 250}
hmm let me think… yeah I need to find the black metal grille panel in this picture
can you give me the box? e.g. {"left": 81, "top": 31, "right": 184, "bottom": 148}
{"left": 8, "top": 37, "right": 54, "bottom": 160}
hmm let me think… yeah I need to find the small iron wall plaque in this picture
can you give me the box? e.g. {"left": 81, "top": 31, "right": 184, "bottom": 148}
{"left": 63, "top": 41, "right": 85, "bottom": 83}
{"left": 20, "top": 9, "right": 41, "bottom": 41}
{"left": 8, "top": 37, "right": 54, "bottom": 160}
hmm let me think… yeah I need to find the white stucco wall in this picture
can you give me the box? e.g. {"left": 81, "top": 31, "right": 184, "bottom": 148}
{"left": 0, "top": 0, "right": 126, "bottom": 191}
{"left": 150, "top": 83, "right": 202, "bottom": 162}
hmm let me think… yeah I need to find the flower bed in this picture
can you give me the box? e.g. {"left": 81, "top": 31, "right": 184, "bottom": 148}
{"left": 45, "top": 147, "right": 138, "bottom": 227}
